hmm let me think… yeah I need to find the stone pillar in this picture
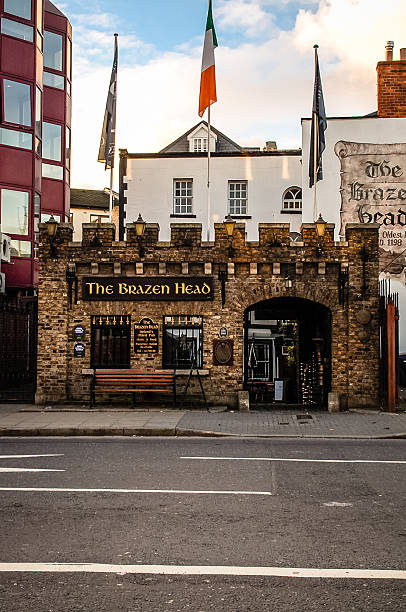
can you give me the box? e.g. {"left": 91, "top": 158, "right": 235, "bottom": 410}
{"left": 35, "top": 223, "right": 73, "bottom": 404}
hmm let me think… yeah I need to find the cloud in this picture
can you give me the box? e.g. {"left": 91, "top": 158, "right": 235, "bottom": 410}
{"left": 216, "top": 0, "right": 276, "bottom": 38}
{"left": 68, "top": 0, "right": 406, "bottom": 189}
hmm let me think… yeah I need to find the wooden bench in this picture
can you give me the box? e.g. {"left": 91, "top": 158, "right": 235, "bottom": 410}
{"left": 90, "top": 370, "right": 176, "bottom": 407}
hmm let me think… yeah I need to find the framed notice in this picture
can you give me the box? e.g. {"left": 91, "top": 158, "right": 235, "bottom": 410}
{"left": 134, "top": 318, "right": 159, "bottom": 354}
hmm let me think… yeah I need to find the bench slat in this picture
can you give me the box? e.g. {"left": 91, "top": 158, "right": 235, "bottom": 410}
{"left": 91, "top": 370, "right": 176, "bottom": 408}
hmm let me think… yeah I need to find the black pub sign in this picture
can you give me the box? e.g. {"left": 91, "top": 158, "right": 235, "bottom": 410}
{"left": 82, "top": 277, "right": 213, "bottom": 301}
{"left": 134, "top": 318, "right": 159, "bottom": 354}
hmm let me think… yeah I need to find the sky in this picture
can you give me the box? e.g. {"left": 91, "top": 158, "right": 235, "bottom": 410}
{"left": 53, "top": 0, "right": 406, "bottom": 191}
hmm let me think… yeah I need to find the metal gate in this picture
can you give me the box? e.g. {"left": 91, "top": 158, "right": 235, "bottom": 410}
{"left": 0, "top": 295, "right": 38, "bottom": 402}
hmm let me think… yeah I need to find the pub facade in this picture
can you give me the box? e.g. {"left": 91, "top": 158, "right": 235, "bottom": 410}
{"left": 36, "top": 219, "right": 380, "bottom": 410}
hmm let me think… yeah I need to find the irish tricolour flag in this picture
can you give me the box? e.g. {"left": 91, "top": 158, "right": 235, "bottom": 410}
{"left": 198, "top": 0, "right": 218, "bottom": 117}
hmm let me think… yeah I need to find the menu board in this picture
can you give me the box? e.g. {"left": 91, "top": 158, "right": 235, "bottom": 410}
{"left": 134, "top": 318, "right": 159, "bottom": 354}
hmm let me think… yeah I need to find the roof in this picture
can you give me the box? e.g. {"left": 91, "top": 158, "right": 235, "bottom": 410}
{"left": 159, "top": 121, "right": 243, "bottom": 154}
{"left": 70, "top": 189, "right": 118, "bottom": 211}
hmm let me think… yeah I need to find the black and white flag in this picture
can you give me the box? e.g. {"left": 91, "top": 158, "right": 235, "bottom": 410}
{"left": 98, "top": 35, "right": 118, "bottom": 170}
{"left": 309, "top": 46, "right": 327, "bottom": 188}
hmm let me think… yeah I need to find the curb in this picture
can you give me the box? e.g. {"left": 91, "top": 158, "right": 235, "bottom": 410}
{"left": 0, "top": 427, "right": 405, "bottom": 439}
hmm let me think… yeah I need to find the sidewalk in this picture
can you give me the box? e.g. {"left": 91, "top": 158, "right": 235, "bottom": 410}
{"left": 0, "top": 404, "right": 405, "bottom": 438}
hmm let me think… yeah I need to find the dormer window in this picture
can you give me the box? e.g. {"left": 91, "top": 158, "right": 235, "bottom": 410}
{"left": 187, "top": 122, "right": 217, "bottom": 153}
{"left": 193, "top": 137, "right": 208, "bottom": 152}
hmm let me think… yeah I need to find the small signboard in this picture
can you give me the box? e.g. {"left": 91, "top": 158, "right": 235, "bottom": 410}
{"left": 274, "top": 379, "right": 284, "bottom": 401}
{"left": 134, "top": 318, "right": 159, "bottom": 354}
{"left": 74, "top": 343, "right": 85, "bottom": 358}
{"left": 73, "top": 325, "right": 85, "bottom": 339}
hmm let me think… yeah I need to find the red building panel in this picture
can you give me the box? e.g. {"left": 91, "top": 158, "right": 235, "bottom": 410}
{"left": 0, "top": 146, "right": 33, "bottom": 188}
{"left": 41, "top": 177, "right": 64, "bottom": 215}
{"left": 0, "top": 37, "right": 35, "bottom": 81}
{"left": 4, "top": 258, "right": 33, "bottom": 288}
{"left": 43, "top": 86, "right": 65, "bottom": 122}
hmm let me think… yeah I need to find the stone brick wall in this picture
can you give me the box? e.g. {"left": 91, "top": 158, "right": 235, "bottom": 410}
{"left": 377, "top": 60, "right": 406, "bottom": 117}
{"left": 36, "top": 221, "right": 380, "bottom": 409}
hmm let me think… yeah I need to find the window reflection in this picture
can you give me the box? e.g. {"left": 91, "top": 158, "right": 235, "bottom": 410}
{"left": 3, "top": 80, "right": 31, "bottom": 127}
{"left": 4, "top": 0, "right": 31, "bottom": 21}
{"left": 44, "top": 30, "right": 63, "bottom": 71}
{"left": 1, "top": 189, "right": 29, "bottom": 236}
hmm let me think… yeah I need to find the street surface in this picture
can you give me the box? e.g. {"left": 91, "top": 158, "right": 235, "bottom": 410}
{"left": 0, "top": 437, "right": 405, "bottom": 611}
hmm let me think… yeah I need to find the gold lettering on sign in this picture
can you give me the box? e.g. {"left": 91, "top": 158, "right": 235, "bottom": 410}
{"left": 119, "top": 283, "right": 128, "bottom": 294}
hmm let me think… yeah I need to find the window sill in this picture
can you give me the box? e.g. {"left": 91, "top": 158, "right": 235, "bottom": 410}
{"left": 229, "top": 215, "right": 252, "bottom": 219}
{"left": 280, "top": 209, "right": 302, "bottom": 214}
{"left": 170, "top": 214, "right": 196, "bottom": 218}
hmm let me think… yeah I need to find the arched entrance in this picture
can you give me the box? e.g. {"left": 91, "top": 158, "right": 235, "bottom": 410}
{"left": 244, "top": 297, "right": 332, "bottom": 408}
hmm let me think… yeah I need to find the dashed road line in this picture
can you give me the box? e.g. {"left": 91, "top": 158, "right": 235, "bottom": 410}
{"left": 181, "top": 456, "right": 406, "bottom": 464}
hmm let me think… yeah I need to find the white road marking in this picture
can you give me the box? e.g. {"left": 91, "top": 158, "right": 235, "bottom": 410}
{"left": 0, "top": 468, "right": 65, "bottom": 473}
{"left": 181, "top": 456, "right": 406, "bottom": 464}
{"left": 0, "top": 563, "right": 404, "bottom": 580}
{"left": 0, "top": 455, "right": 64, "bottom": 459}
{"left": 323, "top": 502, "right": 353, "bottom": 507}
{"left": 0, "top": 487, "right": 272, "bottom": 496}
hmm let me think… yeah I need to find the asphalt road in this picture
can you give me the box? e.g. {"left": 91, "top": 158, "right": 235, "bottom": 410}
{"left": 0, "top": 437, "right": 405, "bottom": 611}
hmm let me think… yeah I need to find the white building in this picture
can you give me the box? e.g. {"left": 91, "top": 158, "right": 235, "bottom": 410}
{"left": 118, "top": 42, "right": 406, "bottom": 350}
{"left": 120, "top": 122, "right": 302, "bottom": 241}
{"left": 301, "top": 42, "right": 406, "bottom": 350}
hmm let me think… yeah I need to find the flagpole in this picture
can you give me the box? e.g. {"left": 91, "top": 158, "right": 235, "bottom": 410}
{"left": 313, "top": 111, "right": 318, "bottom": 221}
{"left": 207, "top": 105, "right": 211, "bottom": 241}
{"left": 313, "top": 44, "right": 318, "bottom": 221}
{"left": 109, "top": 32, "right": 118, "bottom": 225}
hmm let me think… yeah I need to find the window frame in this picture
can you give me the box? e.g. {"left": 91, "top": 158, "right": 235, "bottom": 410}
{"left": 43, "top": 28, "right": 63, "bottom": 72}
{"left": 42, "top": 120, "right": 62, "bottom": 162}
{"left": 1, "top": 16, "right": 34, "bottom": 42}
{"left": 90, "top": 316, "right": 131, "bottom": 370}
{"left": 1, "top": 77, "right": 32, "bottom": 129}
{"left": 228, "top": 180, "right": 248, "bottom": 216}
{"left": 0, "top": 186, "right": 31, "bottom": 239}
{"left": 173, "top": 178, "right": 193, "bottom": 216}
{"left": 282, "top": 186, "right": 302, "bottom": 213}
{"left": 162, "top": 315, "right": 203, "bottom": 370}
{"left": 193, "top": 137, "right": 208, "bottom": 152}
{"left": 3, "top": 0, "right": 33, "bottom": 22}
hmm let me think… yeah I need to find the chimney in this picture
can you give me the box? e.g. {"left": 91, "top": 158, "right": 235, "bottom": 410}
{"left": 377, "top": 41, "right": 406, "bottom": 117}
{"left": 385, "top": 40, "right": 394, "bottom": 61}
{"left": 264, "top": 141, "right": 277, "bottom": 151}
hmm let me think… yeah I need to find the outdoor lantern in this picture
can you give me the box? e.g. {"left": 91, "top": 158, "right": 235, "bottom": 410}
{"left": 135, "top": 213, "right": 146, "bottom": 237}
{"left": 223, "top": 214, "right": 236, "bottom": 238}
{"left": 223, "top": 214, "right": 236, "bottom": 257}
{"left": 315, "top": 213, "right": 327, "bottom": 238}
{"left": 45, "top": 215, "right": 58, "bottom": 238}
{"left": 45, "top": 215, "right": 59, "bottom": 258}
{"left": 285, "top": 276, "right": 293, "bottom": 289}
{"left": 135, "top": 213, "right": 146, "bottom": 258}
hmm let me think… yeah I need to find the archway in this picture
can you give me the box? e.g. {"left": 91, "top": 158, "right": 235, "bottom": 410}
{"left": 244, "top": 297, "right": 332, "bottom": 408}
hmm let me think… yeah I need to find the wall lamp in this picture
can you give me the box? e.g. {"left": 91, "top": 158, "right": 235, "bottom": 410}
{"left": 135, "top": 213, "right": 146, "bottom": 257}
{"left": 223, "top": 214, "right": 236, "bottom": 257}
{"left": 315, "top": 213, "right": 327, "bottom": 257}
{"left": 66, "top": 261, "right": 78, "bottom": 307}
{"left": 315, "top": 213, "right": 327, "bottom": 238}
{"left": 45, "top": 215, "right": 59, "bottom": 258}
{"left": 218, "top": 263, "right": 228, "bottom": 308}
